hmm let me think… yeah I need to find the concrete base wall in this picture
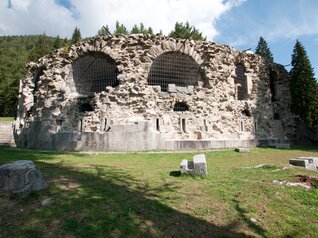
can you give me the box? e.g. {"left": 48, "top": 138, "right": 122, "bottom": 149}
{"left": 15, "top": 120, "right": 295, "bottom": 151}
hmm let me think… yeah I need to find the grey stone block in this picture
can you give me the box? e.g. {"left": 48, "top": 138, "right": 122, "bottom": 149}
{"left": 235, "top": 148, "right": 250, "bottom": 152}
{"left": 275, "top": 144, "right": 290, "bottom": 149}
{"left": 180, "top": 154, "right": 207, "bottom": 176}
{"left": 295, "top": 157, "right": 318, "bottom": 169}
{"left": 289, "top": 158, "right": 317, "bottom": 170}
{"left": 0, "top": 160, "right": 48, "bottom": 197}
{"left": 167, "top": 84, "right": 176, "bottom": 93}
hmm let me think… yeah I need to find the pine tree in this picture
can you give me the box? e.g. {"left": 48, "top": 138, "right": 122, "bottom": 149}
{"left": 97, "top": 25, "right": 110, "bottom": 36}
{"left": 28, "top": 34, "right": 51, "bottom": 61}
{"left": 255, "top": 36, "right": 274, "bottom": 66}
{"left": 53, "top": 35, "right": 62, "bottom": 49}
{"left": 131, "top": 24, "right": 140, "bottom": 34}
{"left": 147, "top": 27, "right": 153, "bottom": 35}
{"left": 130, "top": 23, "right": 154, "bottom": 35}
{"left": 114, "top": 21, "right": 128, "bottom": 35}
{"left": 289, "top": 40, "right": 318, "bottom": 129}
{"left": 169, "top": 22, "right": 206, "bottom": 41}
{"left": 71, "top": 27, "right": 81, "bottom": 44}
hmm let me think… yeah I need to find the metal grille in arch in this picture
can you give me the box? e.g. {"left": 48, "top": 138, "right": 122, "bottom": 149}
{"left": 72, "top": 52, "right": 118, "bottom": 95}
{"left": 148, "top": 52, "right": 201, "bottom": 92}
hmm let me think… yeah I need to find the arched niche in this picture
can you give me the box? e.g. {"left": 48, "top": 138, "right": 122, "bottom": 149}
{"left": 173, "top": 102, "right": 189, "bottom": 112}
{"left": 72, "top": 52, "right": 118, "bottom": 95}
{"left": 148, "top": 52, "right": 202, "bottom": 92}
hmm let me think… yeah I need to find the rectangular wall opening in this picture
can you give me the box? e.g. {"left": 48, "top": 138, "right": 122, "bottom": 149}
{"left": 203, "top": 119, "right": 208, "bottom": 132}
{"left": 104, "top": 118, "right": 108, "bottom": 131}
{"left": 254, "top": 120, "right": 258, "bottom": 133}
{"left": 56, "top": 119, "right": 63, "bottom": 132}
{"left": 156, "top": 118, "right": 160, "bottom": 131}
{"left": 181, "top": 118, "right": 186, "bottom": 133}
{"left": 240, "top": 120, "right": 244, "bottom": 132}
{"left": 78, "top": 119, "right": 83, "bottom": 132}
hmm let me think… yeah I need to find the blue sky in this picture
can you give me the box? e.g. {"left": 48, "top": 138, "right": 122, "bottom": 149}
{"left": 1, "top": 0, "right": 317, "bottom": 76}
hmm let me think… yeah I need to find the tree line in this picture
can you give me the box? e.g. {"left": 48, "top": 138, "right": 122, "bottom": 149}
{"left": 0, "top": 22, "right": 317, "bottom": 130}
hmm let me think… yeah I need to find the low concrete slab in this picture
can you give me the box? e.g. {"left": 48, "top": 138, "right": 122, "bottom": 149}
{"left": 235, "top": 148, "right": 250, "bottom": 152}
{"left": 180, "top": 154, "right": 207, "bottom": 176}
{"left": 275, "top": 144, "right": 290, "bottom": 149}
{"left": 289, "top": 157, "right": 317, "bottom": 170}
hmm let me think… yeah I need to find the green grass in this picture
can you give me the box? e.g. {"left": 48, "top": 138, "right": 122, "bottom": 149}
{"left": 0, "top": 146, "right": 318, "bottom": 237}
{"left": 0, "top": 117, "right": 14, "bottom": 122}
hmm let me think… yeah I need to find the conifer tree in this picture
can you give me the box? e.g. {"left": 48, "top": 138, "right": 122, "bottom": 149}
{"left": 71, "top": 27, "right": 81, "bottom": 44}
{"left": 289, "top": 40, "right": 318, "bottom": 129}
{"left": 28, "top": 34, "right": 51, "bottom": 61}
{"left": 114, "top": 21, "right": 128, "bottom": 34}
{"left": 147, "top": 27, "right": 153, "bottom": 35}
{"left": 131, "top": 24, "right": 140, "bottom": 34}
{"left": 97, "top": 25, "right": 110, "bottom": 36}
{"left": 255, "top": 36, "right": 274, "bottom": 66}
{"left": 53, "top": 35, "right": 62, "bottom": 49}
{"left": 169, "top": 22, "right": 206, "bottom": 41}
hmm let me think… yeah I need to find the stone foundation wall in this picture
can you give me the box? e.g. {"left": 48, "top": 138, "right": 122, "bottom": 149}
{"left": 14, "top": 34, "right": 295, "bottom": 151}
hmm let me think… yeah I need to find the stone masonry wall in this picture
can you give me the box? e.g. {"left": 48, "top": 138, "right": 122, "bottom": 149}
{"left": 14, "top": 34, "right": 296, "bottom": 151}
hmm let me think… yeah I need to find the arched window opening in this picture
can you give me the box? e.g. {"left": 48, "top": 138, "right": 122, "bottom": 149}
{"left": 174, "top": 102, "right": 189, "bottom": 112}
{"left": 72, "top": 52, "right": 118, "bottom": 94}
{"left": 79, "top": 102, "right": 94, "bottom": 113}
{"left": 235, "top": 64, "right": 247, "bottom": 100}
{"left": 148, "top": 52, "right": 202, "bottom": 92}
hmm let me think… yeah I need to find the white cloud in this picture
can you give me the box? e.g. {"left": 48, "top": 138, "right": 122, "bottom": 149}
{"left": 0, "top": 0, "right": 245, "bottom": 39}
{"left": 219, "top": 1, "right": 318, "bottom": 47}
{"left": 0, "top": 0, "right": 75, "bottom": 36}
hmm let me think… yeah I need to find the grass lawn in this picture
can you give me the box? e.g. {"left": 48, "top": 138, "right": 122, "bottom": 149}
{"left": 0, "top": 146, "right": 318, "bottom": 238}
{"left": 0, "top": 117, "right": 14, "bottom": 122}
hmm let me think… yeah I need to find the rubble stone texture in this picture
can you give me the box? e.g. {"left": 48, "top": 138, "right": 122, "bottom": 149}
{"left": 14, "top": 34, "right": 295, "bottom": 151}
{"left": 0, "top": 160, "right": 48, "bottom": 197}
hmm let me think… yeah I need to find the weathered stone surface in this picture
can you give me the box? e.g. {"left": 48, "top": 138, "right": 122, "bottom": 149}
{"left": 289, "top": 157, "right": 317, "bottom": 170}
{"left": 235, "top": 148, "right": 250, "bottom": 152}
{"left": 14, "top": 34, "right": 295, "bottom": 151}
{"left": 193, "top": 154, "right": 207, "bottom": 176}
{"left": 180, "top": 154, "right": 207, "bottom": 176}
{"left": 0, "top": 160, "right": 48, "bottom": 197}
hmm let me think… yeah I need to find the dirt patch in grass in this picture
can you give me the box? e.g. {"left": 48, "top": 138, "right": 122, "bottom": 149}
{"left": 295, "top": 174, "right": 318, "bottom": 188}
{"left": 50, "top": 177, "right": 80, "bottom": 191}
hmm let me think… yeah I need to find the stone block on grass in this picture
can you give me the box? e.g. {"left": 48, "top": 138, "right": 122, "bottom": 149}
{"left": 180, "top": 154, "right": 207, "bottom": 176}
{"left": 289, "top": 158, "right": 317, "bottom": 170}
{"left": 235, "top": 148, "right": 250, "bottom": 152}
{"left": 0, "top": 160, "right": 48, "bottom": 197}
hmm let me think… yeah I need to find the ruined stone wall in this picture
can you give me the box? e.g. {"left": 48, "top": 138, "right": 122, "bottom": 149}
{"left": 14, "top": 34, "right": 295, "bottom": 151}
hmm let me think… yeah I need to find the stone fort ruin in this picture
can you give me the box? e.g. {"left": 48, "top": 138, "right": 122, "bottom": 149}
{"left": 14, "top": 34, "right": 295, "bottom": 151}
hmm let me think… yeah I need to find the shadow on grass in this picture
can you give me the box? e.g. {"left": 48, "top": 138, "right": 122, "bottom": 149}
{"left": 232, "top": 199, "right": 266, "bottom": 238}
{"left": 0, "top": 147, "right": 253, "bottom": 238}
{"left": 169, "top": 170, "right": 181, "bottom": 177}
